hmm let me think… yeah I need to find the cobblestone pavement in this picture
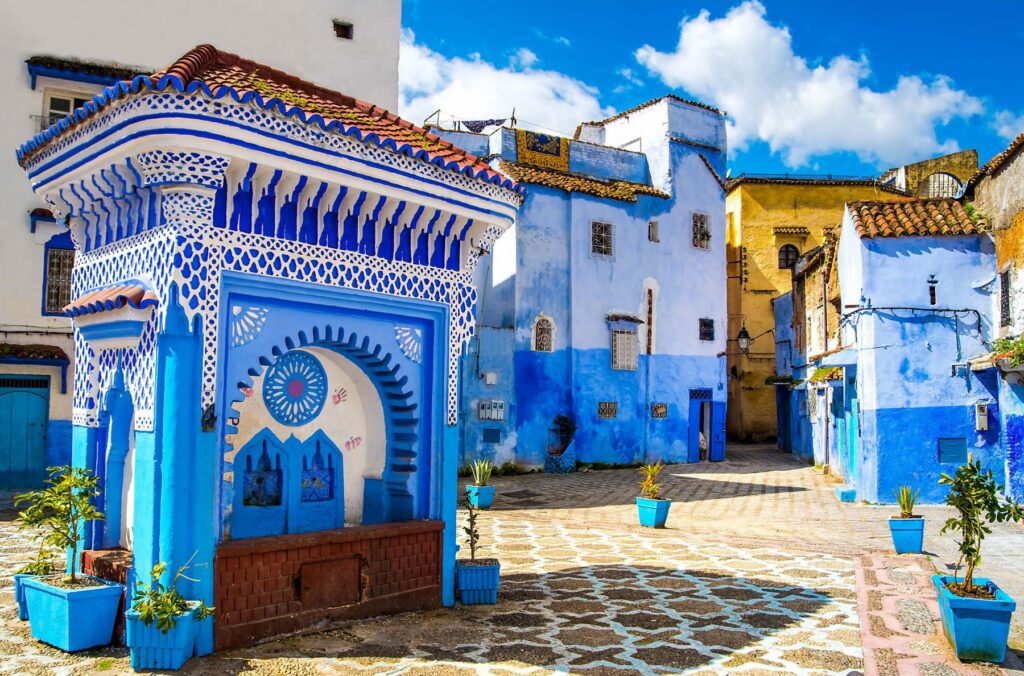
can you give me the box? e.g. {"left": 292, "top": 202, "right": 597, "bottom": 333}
{"left": 0, "top": 445, "right": 1020, "bottom": 674}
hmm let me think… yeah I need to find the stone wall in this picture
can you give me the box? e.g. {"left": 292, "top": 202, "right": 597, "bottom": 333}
{"left": 903, "top": 149, "right": 978, "bottom": 195}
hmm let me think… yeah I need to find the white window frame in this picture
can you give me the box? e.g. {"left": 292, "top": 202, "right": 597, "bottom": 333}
{"left": 591, "top": 221, "right": 614, "bottom": 259}
{"left": 611, "top": 328, "right": 638, "bottom": 371}
{"left": 41, "top": 88, "right": 93, "bottom": 129}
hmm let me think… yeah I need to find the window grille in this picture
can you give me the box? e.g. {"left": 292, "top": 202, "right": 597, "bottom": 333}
{"left": 591, "top": 221, "right": 613, "bottom": 257}
{"left": 534, "top": 317, "right": 554, "bottom": 352}
{"left": 651, "top": 403, "right": 668, "bottom": 418}
{"left": 692, "top": 212, "right": 710, "bottom": 249}
{"left": 44, "top": 246, "right": 74, "bottom": 315}
{"left": 699, "top": 318, "right": 715, "bottom": 341}
{"left": 648, "top": 220, "right": 659, "bottom": 243}
{"left": 919, "top": 172, "right": 962, "bottom": 198}
{"left": 611, "top": 329, "right": 638, "bottom": 370}
{"left": 598, "top": 401, "right": 618, "bottom": 419}
{"left": 0, "top": 376, "right": 49, "bottom": 389}
{"left": 778, "top": 244, "right": 799, "bottom": 269}
{"left": 1000, "top": 270, "right": 1012, "bottom": 327}
{"left": 645, "top": 289, "right": 654, "bottom": 354}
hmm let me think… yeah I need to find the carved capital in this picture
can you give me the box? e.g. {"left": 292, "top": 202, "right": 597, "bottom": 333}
{"left": 133, "top": 149, "right": 230, "bottom": 190}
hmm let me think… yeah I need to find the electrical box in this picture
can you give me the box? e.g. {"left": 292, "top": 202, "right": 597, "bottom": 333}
{"left": 484, "top": 371, "right": 498, "bottom": 386}
{"left": 478, "top": 400, "right": 505, "bottom": 421}
{"left": 975, "top": 402, "right": 988, "bottom": 432}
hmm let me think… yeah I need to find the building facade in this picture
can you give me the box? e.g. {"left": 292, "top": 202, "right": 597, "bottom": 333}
{"left": 435, "top": 96, "right": 729, "bottom": 469}
{"left": 17, "top": 44, "right": 515, "bottom": 649}
{"left": 0, "top": 0, "right": 400, "bottom": 487}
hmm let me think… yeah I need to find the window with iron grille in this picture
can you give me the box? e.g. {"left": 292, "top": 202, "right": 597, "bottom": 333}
{"left": 778, "top": 244, "right": 799, "bottom": 269}
{"left": 43, "top": 246, "right": 74, "bottom": 315}
{"left": 651, "top": 403, "right": 668, "bottom": 418}
{"left": 611, "top": 329, "right": 638, "bottom": 370}
{"left": 1000, "top": 269, "right": 1012, "bottom": 327}
{"left": 534, "top": 317, "right": 554, "bottom": 352}
{"left": 692, "top": 212, "right": 710, "bottom": 249}
{"left": 591, "top": 221, "right": 613, "bottom": 257}
{"left": 648, "top": 220, "right": 659, "bottom": 243}
{"left": 699, "top": 318, "right": 715, "bottom": 341}
{"left": 598, "top": 401, "right": 618, "bottom": 419}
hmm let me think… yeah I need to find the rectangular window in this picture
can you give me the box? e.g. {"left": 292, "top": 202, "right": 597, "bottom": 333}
{"left": 699, "top": 318, "right": 715, "bottom": 341}
{"left": 611, "top": 329, "right": 638, "bottom": 370}
{"left": 44, "top": 246, "right": 74, "bottom": 315}
{"left": 938, "top": 438, "right": 968, "bottom": 464}
{"left": 598, "top": 401, "right": 618, "bottom": 419}
{"left": 692, "top": 212, "right": 710, "bottom": 249}
{"left": 332, "top": 19, "right": 354, "bottom": 39}
{"left": 648, "top": 220, "right": 659, "bottom": 243}
{"left": 42, "top": 91, "right": 91, "bottom": 131}
{"left": 591, "top": 221, "right": 613, "bottom": 258}
{"left": 482, "top": 428, "right": 502, "bottom": 444}
{"left": 651, "top": 403, "right": 668, "bottom": 418}
{"left": 1000, "top": 269, "right": 1012, "bottom": 327}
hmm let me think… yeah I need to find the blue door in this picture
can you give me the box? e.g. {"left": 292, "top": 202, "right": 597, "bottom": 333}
{"left": 710, "top": 401, "right": 726, "bottom": 462}
{"left": 0, "top": 376, "right": 49, "bottom": 487}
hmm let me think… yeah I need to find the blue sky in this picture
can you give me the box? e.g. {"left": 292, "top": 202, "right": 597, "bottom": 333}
{"left": 400, "top": 0, "right": 1024, "bottom": 177}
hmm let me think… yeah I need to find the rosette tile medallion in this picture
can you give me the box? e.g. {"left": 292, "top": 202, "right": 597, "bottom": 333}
{"left": 17, "top": 44, "right": 521, "bottom": 651}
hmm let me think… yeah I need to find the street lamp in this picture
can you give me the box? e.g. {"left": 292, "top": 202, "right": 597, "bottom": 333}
{"left": 736, "top": 326, "right": 751, "bottom": 354}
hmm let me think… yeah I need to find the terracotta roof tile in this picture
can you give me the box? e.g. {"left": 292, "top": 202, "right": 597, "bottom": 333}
{"left": 0, "top": 343, "right": 69, "bottom": 362}
{"left": 500, "top": 161, "right": 669, "bottom": 203}
{"left": 65, "top": 283, "right": 158, "bottom": 318}
{"left": 574, "top": 94, "right": 722, "bottom": 138}
{"left": 847, "top": 199, "right": 986, "bottom": 238}
{"left": 727, "top": 174, "right": 909, "bottom": 196}
{"left": 966, "top": 130, "right": 1024, "bottom": 190}
{"left": 18, "top": 45, "right": 517, "bottom": 192}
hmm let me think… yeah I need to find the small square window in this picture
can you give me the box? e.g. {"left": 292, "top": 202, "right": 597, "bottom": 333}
{"left": 482, "top": 428, "right": 502, "bottom": 444}
{"left": 692, "top": 212, "right": 710, "bottom": 249}
{"left": 333, "top": 19, "right": 354, "bottom": 39}
{"left": 699, "top": 318, "right": 715, "bottom": 341}
{"left": 611, "top": 329, "right": 638, "bottom": 370}
{"left": 651, "top": 403, "right": 668, "bottom": 419}
{"left": 591, "top": 221, "right": 613, "bottom": 257}
{"left": 648, "top": 220, "right": 659, "bottom": 243}
{"left": 598, "top": 401, "right": 618, "bottom": 419}
{"left": 938, "top": 438, "right": 968, "bottom": 464}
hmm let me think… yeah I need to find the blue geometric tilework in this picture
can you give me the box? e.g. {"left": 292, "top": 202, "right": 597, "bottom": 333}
{"left": 262, "top": 351, "right": 328, "bottom": 426}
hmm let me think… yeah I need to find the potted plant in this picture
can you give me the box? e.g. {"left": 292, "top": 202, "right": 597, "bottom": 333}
{"left": 127, "top": 553, "right": 215, "bottom": 671}
{"left": 13, "top": 545, "right": 57, "bottom": 621}
{"left": 889, "top": 485, "right": 924, "bottom": 554}
{"left": 637, "top": 461, "right": 671, "bottom": 528}
{"left": 466, "top": 459, "right": 495, "bottom": 509}
{"left": 15, "top": 466, "right": 124, "bottom": 652}
{"left": 933, "top": 460, "right": 1022, "bottom": 662}
{"left": 454, "top": 498, "right": 500, "bottom": 604}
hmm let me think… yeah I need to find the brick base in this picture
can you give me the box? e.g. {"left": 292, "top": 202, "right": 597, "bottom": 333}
{"left": 81, "top": 548, "right": 133, "bottom": 646}
{"left": 214, "top": 520, "right": 443, "bottom": 650}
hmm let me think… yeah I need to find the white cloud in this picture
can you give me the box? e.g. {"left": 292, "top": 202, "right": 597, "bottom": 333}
{"left": 399, "top": 29, "right": 612, "bottom": 136}
{"left": 635, "top": 1, "right": 983, "bottom": 168}
{"left": 992, "top": 110, "right": 1024, "bottom": 142}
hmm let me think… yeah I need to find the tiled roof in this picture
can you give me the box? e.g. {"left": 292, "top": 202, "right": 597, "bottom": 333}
{"left": 727, "top": 174, "right": 909, "bottom": 196}
{"left": 65, "top": 283, "right": 158, "bottom": 318}
{"left": 773, "top": 226, "right": 811, "bottom": 236}
{"left": 847, "top": 199, "right": 986, "bottom": 238}
{"left": 500, "top": 161, "right": 669, "bottom": 203}
{"left": 698, "top": 155, "right": 727, "bottom": 192}
{"left": 26, "top": 55, "right": 147, "bottom": 83}
{"left": 0, "top": 343, "right": 69, "bottom": 362}
{"left": 966, "top": 130, "right": 1024, "bottom": 190}
{"left": 574, "top": 94, "right": 722, "bottom": 139}
{"left": 18, "top": 45, "right": 517, "bottom": 192}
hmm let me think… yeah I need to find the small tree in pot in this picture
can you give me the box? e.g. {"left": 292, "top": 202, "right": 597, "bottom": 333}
{"left": 454, "top": 497, "right": 500, "bottom": 604}
{"left": 15, "top": 466, "right": 124, "bottom": 652}
{"left": 888, "top": 485, "right": 924, "bottom": 554}
{"left": 636, "top": 461, "right": 672, "bottom": 528}
{"left": 466, "top": 459, "right": 495, "bottom": 509}
{"left": 932, "top": 460, "right": 1022, "bottom": 662}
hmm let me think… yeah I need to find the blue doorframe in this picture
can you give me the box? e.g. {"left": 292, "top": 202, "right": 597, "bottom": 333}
{"left": 0, "top": 375, "right": 50, "bottom": 487}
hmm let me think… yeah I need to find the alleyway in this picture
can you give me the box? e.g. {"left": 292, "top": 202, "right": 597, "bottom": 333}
{"left": 1, "top": 444, "right": 1021, "bottom": 674}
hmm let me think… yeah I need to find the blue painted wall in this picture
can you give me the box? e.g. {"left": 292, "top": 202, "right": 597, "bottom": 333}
{"left": 45, "top": 419, "right": 72, "bottom": 467}
{"left": 999, "top": 379, "right": 1024, "bottom": 501}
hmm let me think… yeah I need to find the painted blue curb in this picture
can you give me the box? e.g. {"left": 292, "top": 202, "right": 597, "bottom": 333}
{"left": 833, "top": 485, "right": 857, "bottom": 502}
{"left": 466, "top": 484, "right": 495, "bottom": 509}
{"left": 126, "top": 606, "right": 201, "bottom": 671}
{"left": 456, "top": 560, "right": 500, "bottom": 605}
{"left": 933, "top": 574, "right": 1016, "bottom": 663}
{"left": 889, "top": 517, "right": 925, "bottom": 554}
{"left": 14, "top": 574, "right": 36, "bottom": 620}
{"left": 22, "top": 576, "right": 124, "bottom": 652}
{"left": 637, "top": 497, "right": 672, "bottom": 528}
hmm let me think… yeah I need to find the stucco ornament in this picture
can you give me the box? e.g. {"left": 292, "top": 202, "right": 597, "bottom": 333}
{"left": 262, "top": 351, "right": 328, "bottom": 426}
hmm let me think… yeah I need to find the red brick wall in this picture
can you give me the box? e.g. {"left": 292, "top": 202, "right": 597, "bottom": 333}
{"left": 81, "top": 548, "right": 133, "bottom": 645}
{"left": 214, "top": 520, "right": 443, "bottom": 650}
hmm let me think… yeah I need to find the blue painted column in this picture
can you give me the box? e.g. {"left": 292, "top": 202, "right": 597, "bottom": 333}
{"left": 441, "top": 424, "right": 458, "bottom": 607}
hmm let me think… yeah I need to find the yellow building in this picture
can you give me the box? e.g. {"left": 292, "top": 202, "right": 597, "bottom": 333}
{"left": 724, "top": 176, "right": 910, "bottom": 441}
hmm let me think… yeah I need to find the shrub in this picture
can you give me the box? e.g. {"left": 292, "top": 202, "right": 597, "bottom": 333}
{"left": 470, "top": 459, "right": 494, "bottom": 486}
{"left": 639, "top": 461, "right": 665, "bottom": 500}
{"left": 892, "top": 485, "right": 920, "bottom": 518}
{"left": 131, "top": 553, "right": 214, "bottom": 634}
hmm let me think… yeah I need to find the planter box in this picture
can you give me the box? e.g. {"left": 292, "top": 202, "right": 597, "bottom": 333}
{"left": 889, "top": 516, "right": 924, "bottom": 554}
{"left": 126, "top": 605, "right": 200, "bottom": 671}
{"left": 637, "top": 497, "right": 672, "bottom": 528}
{"left": 456, "top": 560, "right": 500, "bottom": 605}
{"left": 466, "top": 484, "right": 494, "bottom": 509}
{"left": 14, "top": 574, "right": 37, "bottom": 621}
{"left": 933, "top": 574, "right": 1016, "bottom": 663}
{"left": 22, "top": 575, "right": 124, "bottom": 652}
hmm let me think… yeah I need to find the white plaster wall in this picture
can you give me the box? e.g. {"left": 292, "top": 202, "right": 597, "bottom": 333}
{"left": 225, "top": 348, "right": 386, "bottom": 525}
{"left": 0, "top": 0, "right": 400, "bottom": 421}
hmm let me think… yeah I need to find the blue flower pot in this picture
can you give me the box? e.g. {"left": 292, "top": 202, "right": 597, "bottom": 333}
{"left": 456, "top": 560, "right": 500, "bottom": 605}
{"left": 933, "top": 575, "right": 1016, "bottom": 663}
{"left": 14, "top": 574, "right": 37, "bottom": 621}
{"left": 637, "top": 497, "right": 671, "bottom": 528}
{"left": 466, "top": 484, "right": 495, "bottom": 509}
{"left": 22, "top": 575, "right": 124, "bottom": 652}
{"left": 889, "top": 516, "right": 925, "bottom": 554}
{"left": 126, "top": 605, "right": 200, "bottom": 671}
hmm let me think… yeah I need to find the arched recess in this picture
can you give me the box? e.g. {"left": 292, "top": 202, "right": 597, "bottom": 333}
{"left": 224, "top": 324, "right": 420, "bottom": 532}
{"left": 918, "top": 172, "right": 963, "bottom": 198}
{"left": 98, "top": 362, "right": 136, "bottom": 550}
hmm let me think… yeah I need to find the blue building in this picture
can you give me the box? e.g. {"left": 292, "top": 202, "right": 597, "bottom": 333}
{"left": 819, "top": 199, "right": 1000, "bottom": 503}
{"left": 17, "top": 45, "right": 520, "bottom": 649}
{"left": 434, "top": 96, "right": 729, "bottom": 469}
